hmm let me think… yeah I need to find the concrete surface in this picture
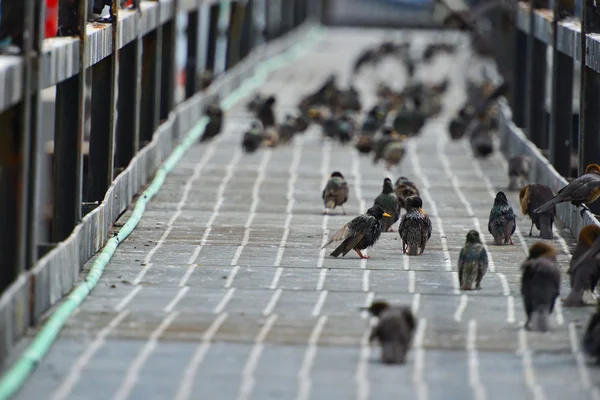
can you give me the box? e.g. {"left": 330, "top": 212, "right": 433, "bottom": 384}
{"left": 10, "top": 28, "right": 600, "bottom": 400}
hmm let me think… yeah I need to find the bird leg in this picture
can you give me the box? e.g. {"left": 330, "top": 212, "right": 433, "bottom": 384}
{"left": 355, "top": 249, "right": 370, "bottom": 259}
{"left": 580, "top": 205, "right": 592, "bottom": 218}
{"left": 529, "top": 221, "right": 534, "bottom": 237}
{"left": 323, "top": 208, "right": 329, "bottom": 215}
{"left": 341, "top": 205, "right": 347, "bottom": 215}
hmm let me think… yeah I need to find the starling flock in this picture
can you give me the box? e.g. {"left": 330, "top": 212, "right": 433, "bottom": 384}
{"left": 194, "top": 31, "right": 600, "bottom": 366}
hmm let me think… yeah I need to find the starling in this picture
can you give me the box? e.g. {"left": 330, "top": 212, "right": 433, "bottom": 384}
{"left": 392, "top": 105, "right": 426, "bottom": 138}
{"left": 262, "top": 127, "right": 279, "bottom": 148}
{"left": 382, "top": 140, "right": 406, "bottom": 170}
{"left": 322, "top": 171, "right": 349, "bottom": 215}
{"left": 278, "top": 115, "right": 297, "bottom": 144}
{"left": 200, "top": 101, "right": 223, "bottom": 142}
{"left": 337, "top": 112, "right": 356, "bottom": 144}
{"left": 398, "top": 195, "right": 432, "bottom": 256}
{"left": 520, "top": 242, "right": 561, "bottom": 332}
{"left": 257, "top": 95, "right": 277, "bottom": 128}
{"left": 582, "top": 303, "right": 600, "bottom": 363}
{"left": 469, "top": 124, "right": 494, "bottom": 158}
{"left": 564, "top": 225, "right": 600, "bottom": 307}
{"left": 488, "top": 191, "right": 516, "bottom": 245}
{"left": 362, "top": 300, "right": 416, "bottom": 365}
{"left": 508, "top": 154, "right": 532, "bottom": 191}
{"left": 373, "top": 126, "right": 395, "bottom": 165}
{"left": 339, "top": 86, "right": 362, "bottom": 112}
{"left": 323, "top": 205, "right": 391, "bottom": 259}
{"left": 458, "top": 230, "right": 489, "bottom": 290}
{"left": 355, "top": 135, "right": 374, "bottom": 155}
{"left": 246, "top": 93, "right": 264, "bottom": 113}
{"left": 394, "top": 176, "right": 420, "bottom": 212}
{"left": 519, "top": 183, "right": 555, "bottom": 239}
{"left": 293, "top": 114, "right": 311, "bottom": 133}
{"left": 362, "top": 106, "right": 387, "bottom": 136}
{"left": 533, "top": 164, "right": 600, "bottom": 218}
{"left": 241, "top": 121, "right": 264, "bottom": 153}
{"left": 373, "top": 178, "right": 401, "bottom": 232}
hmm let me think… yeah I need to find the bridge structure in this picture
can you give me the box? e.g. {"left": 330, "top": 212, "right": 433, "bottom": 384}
{"left": 2, "top": 0, "right": 600, "bottom": 399}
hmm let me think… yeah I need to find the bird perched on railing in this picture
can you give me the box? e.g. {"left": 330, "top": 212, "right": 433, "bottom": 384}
{"left": 533, "top": 163, "right": 600, "bottom": 218}
{"left": 563, "top": 225, "right": 600, "bottom": 307}
{"left": 322, "top": 171, "right": 349, "bottom": 215}
{"left": 508, "top": 154, "right": 532, "bottom": 191}
{"left": 322, "top": 204, "right": 390, "bottom": 259}
{"left": 398, "top": 195, "right": 432, "bottom": 256}
{"left": 362, "top": 300, "right": 416, "bottom": 365}
{"left": 458, "top": 230, "right": 489, "bottom": 290}
{"left": 520, "top": 242, "right": 561, "bottom": 332}
{"left": 373, "top": 178, "right": 400, "bottom": 232}
{"left": 519, "top": 183, "right": 555, "bottom": 239}
{"left": 488, "top": 191, "right": 516, "bottom": 245}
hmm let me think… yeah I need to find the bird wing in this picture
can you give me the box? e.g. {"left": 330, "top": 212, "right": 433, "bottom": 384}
{"left": 322, "top": 223, "right": 353, "bottom": 248}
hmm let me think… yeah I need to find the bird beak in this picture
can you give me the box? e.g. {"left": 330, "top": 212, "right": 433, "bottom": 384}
{"left": 573, "top": 237, "right": 600, "bottom": 270}
{"left": 383, "top": 212, "right": 392, "bottom": 217}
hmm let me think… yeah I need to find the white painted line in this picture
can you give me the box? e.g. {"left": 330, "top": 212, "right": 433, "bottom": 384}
{"left": 112, "top": 311, "right": 180, "bottom": 400}
{"left": 269, "top": 267, "right": 284, "bottom": 290}
{"left": 351, "top": 152, "right": 367, "bottom": 215}
{"left": 467, "top": 320, "right": 486, "bottom": 400}
{"left": 174, "top": 313, "right": 229, "bottom": 400}
{"left": 507, "top": 296, "right": 516, "bottom": 324}
{"left": 274, "top": 213, "right": 294, "bottom": 268}
{"left": 356, "top": 317, "right": 374, "bottom": 400}
{"left": 454, "top": 294, "right": 468, "bottom": 322}
{"left": 224, "top": 265, "right": 240, "bottom": 288}
{"left": 311, "top": 290, "right": 328, "bottom": 317}
{"left": 518, "top": 329, "right": 546, "bottom": 400}
{"left": 409, "top": 270, "right": 416, "bottom": 293}
{"left": 554, "top": 299, "right": 565, "bottom": 326}
{"left": 316, "top": 269, "right": 327, "bottom": 291}
{"left": 412, "top": 293, "right": 421, "bottom": 315}
{"left": 143, "top": 224, "right": 176, "bottom": 266}
{"left": 51, "top": 311, "right": 130, "bottom": 400}
{"left": 361, "top": 292, "right": 375, "bottom": 319}
{"left": 236, "top": 314, "right": 279, "bottom": 400}
{"left": 362, "top": 270, "right": 370, "bottom": 292}
{"left": 114, "top": 286, "right": 142, "bottom": 312}
{"left": 263, "top": 288, "right": 283, "bottom": 315}
{"left": 403, "top": 254, "right": 410, "bottom": 270}
{"left": 497, "top": 273, "right": 510, "bottom": 296}
{"left": 213, "top": 288, "right": 236, "bottom": 314}
{"left": 318, "top": 141, "right": 332, "bottom": 269}
{"left": 297, "top": 316, "right": 328, "bottom": 400}
{"left": 452, "top": 271, "right": 460, "bottom": 295}
{"left": 413, "top": 318, "right": 429, "bottom": 400}
{"left": 164, "top": 286, "right": 190, "bottom": 313}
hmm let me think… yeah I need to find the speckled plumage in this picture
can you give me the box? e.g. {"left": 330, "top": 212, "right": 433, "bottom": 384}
{"left": 365, "top": 301, "right": 416, "bottom": 364}
{"left": 458, "top": 230, "right": 488, "bottom": 290}
{"left": 488, "top": 191, "right": 516, "bottom": 245}
{"left": 322, "top": 172, "right": 349, "bottom": 214}
{"left": 373, "top": 178, "right": 400, "bottom": 232}
{"left": 398, "top": 196, "right": 432, "bottom": 255}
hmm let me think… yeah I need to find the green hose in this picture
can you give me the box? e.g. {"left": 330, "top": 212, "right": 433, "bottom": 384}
{"left": 0, "top": 25, "right": 324, "bottom": 400}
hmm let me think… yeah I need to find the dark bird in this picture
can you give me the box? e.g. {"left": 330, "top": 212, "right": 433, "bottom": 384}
{"left": 488, "top": 191, "right": 516, "bottom": 245}
{"left": 458, "top": 230, "right": 489, "bottom": 290}
{"left": 322, "top": 171, "right": 349, "bottom": 215}
{"left": 519, "top": 183, "right": 555, "bottom": 239}
{"left": 520, "top": 242, "right": 561, "bottom": 332}
{"left": 533, "top": 164, "right": 600, "bottom": 218}
{"left": 200, "top": 100, "right": 223, "bottom": 142}
{"left": 398, "top": 196, "right": 432, "bottom": 256}
{"left": 246, "top": 93, "right": 264, "bottom": 113}
{"left": 362, "top": 300, "right": 416, "bottom": 364}
{"left": 382, "top": 140, "right": 406, "bottom": 170}
{"left": 508, "top": 154, "right": 532, "bottom": 191}
{"left": 355, "top": 135, "right": 374, "bottom": 155}
{"left": 293, "top": 114, "right": 311, "bottom": 133}
{"left": 337, "top": 112, "right": 356, "bottom": 144}
{"left": 373, "top": 178, "right": 401, "bottom": 232}
{"left": 241, "top": 121, "right": 264, "bottom": 153}
{"left": 373, "top": 126, "right": 395, "bottom": 165}
{"left": 394, "top": 176, "right": 420, "bottom": 212}
{"left": 564, "top": 225, "right": 600, "bottom": 307}
{"left": 278, "top": 115, "right": 298, "bottom": 144}
{"left": 322, "top": 205, "right": 391, "bottom": 259}
{"left": 469, "top": 124, "right": 494, "bottom": 158}
{"left": 582, "top": 303, "right": 600, "bottom": 363}
{"left": 257, "top": 95, "right": 277, "bottom": 128}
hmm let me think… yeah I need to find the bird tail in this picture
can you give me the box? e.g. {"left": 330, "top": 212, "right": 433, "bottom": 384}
{"left": 492, "top": 233, "right": 504, "bottom": 246}
{"left": 325, "top": 199, "right": 336, "bottom": 209}
{"left": 533, "top": 197, "right": 560, "bottom": 214}
{"left": 381, "top": 341, "right": 407, "bottom": 364}
{"left": 529, "top": 309, "right": 550, "bottom": 332}
{"left": 330, "top": 243, "right": 344, "bottom": 258}
{"left": 407, "top": 244, "right": 419, "bottom": 256}
{"left": 539, "top": 214, "right": 553, "bottom": 240}
{"left": 508, "top": 176, "right": 521, "bottom": 191}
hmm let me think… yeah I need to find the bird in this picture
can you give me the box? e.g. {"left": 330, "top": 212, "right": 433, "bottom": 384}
{"left": 241, "top": 121, "right": 264, "bottom": 153}
{"left": 398, "top": 196, "right": 432, "bottom": 256}
{"left": 278, "top": 115, "right": 298, "bottom": 144}
{"left": 519, "top": 183, "right": 555, "bottom": 239}
{"left": 246, "top": 93, "right": 265, "bottom": 113}
{"left": 257, "top": 95, "right": 277, "bottom": 128}
{"left": 355, "top": 135, "right": 374, "bottom": 154}
{"left": 458, "top": 230, "right": 489, "bottom": 290}
{"left": 582, "top": 303, "right": 600, "bottom": 363}
{"left": 372, "top": 126, "right": 395, "bottom": 165}
{"left": 382, "top": 140, "right": 406, "bottom": 170}
{"left": 469, "top": 124, "right": 494, "bottom": 158}
{"left": 322, "top": 204, "right": 391, "bottom": 259}
{"left": 564, "top": 225, "right": 600, "bottom": 307}
{"left": 533, "top": 163, "right": 600, "bottom": 218}
{"left": 394, "top": 177, "right": 420, "bottom": 212}
{"left": 362, "top": 300, "right": 416, "bottom": 365}
{"left": 200, "top": 100, "right": 223, "bottom": 142}
{"left": 322, "top": 171, "right": 349, "bottom": 215}
{"left": 373, "top": 178, "right": 401, "bottom": 232}
{"left": 508, "top": 154, "right": 532, "bottom": 191}
{"left": 520, "top": 242, "right": 561, "bottom": 332}
{"left": 488, "top": 191, "right": 516, "bottom": 245}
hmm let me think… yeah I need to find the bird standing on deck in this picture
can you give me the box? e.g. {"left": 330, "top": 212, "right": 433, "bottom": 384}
{"left": 519, "top": 183, "right": 555, "bottom": 239}
{"left": 322, "top": 205, "right": 390, "bottom": 259}
{"left": 394, "top": 177, "right": 420, "bottom": 212}
{"left": 508, "top": 154, "right": 532, "bottom": 191}
{"left": 241, "top": 121, "right": 265, "bottom": 153}
{"left": 458, "top": 230, "right": 488, "bottom": 290}
{"left": 362, "top": 300, "right": 416, "bottom": 365}
{"left": 200, "top": 100, "right": 224, "bottom": 142}
{"left": 488, "top": 191, "right": 516, "bottom": 245}
{"left": 373, "top": 178, "right": 401, "bottom": 232}
{"left": 564, "top": 225, "right": 600, "bottom": 307}
{"left": 398, "top": 196, "right": 432, "bottom": 256}
{"left": 520, "top": 242, "right": 561, "bottom": 332}
{"left": 533, "top": 163, "right": 600, "bottom": 218}
{"left": 583, "top": 302, "right": 600, "bottom": 363}
{"left": 322, "top": 172, "right": 349, "bottom": 215}
{"left": 257, "top": 95, "right": 277, "bottom": 128}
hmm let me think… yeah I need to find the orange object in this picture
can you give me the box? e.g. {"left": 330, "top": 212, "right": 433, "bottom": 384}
{"left": 45, "top": 0, "right": 59, "bottom": 38}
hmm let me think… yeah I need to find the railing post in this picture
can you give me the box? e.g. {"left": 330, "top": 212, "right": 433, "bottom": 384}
{"left": 511, "top": 20, "right": 527, "bottom": 127}
{"left": 205, "top": 3, "right": 220, "bottom": 74}
{"left": 185, "top": 6, "right": 201, "bottom": 98}
{"left": 525, "top": 0, "right": 548, "bottom": 152}
{"left": 160, "top": 0, "right": 178, "bottom": 120}
{"left": 226, "top": 1, "right": 246, "bottom": 70}
{"left": 239, "top": 0, "right": 255, "bottom": 60}
{"left": 253, "top": 0, "right": 267, "bottom": 47}
{"left": 214, "top": 1, "right": 232, "bottom": 75}
{"left": 549, "top": 0, "right": 574, "bottom": 178}
{"left": 140, "top": 2, "right": 162, "bottom": 147}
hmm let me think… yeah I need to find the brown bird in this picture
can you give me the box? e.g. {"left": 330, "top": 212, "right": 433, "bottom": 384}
{"left": 394, "top": 176, "right": 420, "bottom": 212}
{"left": 564, "top": 225, "right": 600, "bottom": 307}
{"left": 362, "top": 300, "right": 416, "bottom": 365}
{"left": 322, "top": 171, "right": 349, "bottom": 215}
{"left": 519, "top": 183, "right": 555, "bottom": 239}
{"left": 533, "top": 164, "right": 600, "bottom": 218}
{"left": 520, "top": 242, "right": 561, "bottom": 332}
{"left": 508, "top": 154, "right": 532, "bottom": 191}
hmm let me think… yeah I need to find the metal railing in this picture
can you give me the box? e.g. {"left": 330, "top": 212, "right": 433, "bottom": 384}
{"left": 0, "top": 0, "right": 323, "bottom": 365}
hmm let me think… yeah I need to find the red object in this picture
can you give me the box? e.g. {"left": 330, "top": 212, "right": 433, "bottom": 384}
{"left": 124, "top": 0, "right": 133, "bottom": 6}
{"left": 45, "top": 0, "right": 59, "bottom": 38}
